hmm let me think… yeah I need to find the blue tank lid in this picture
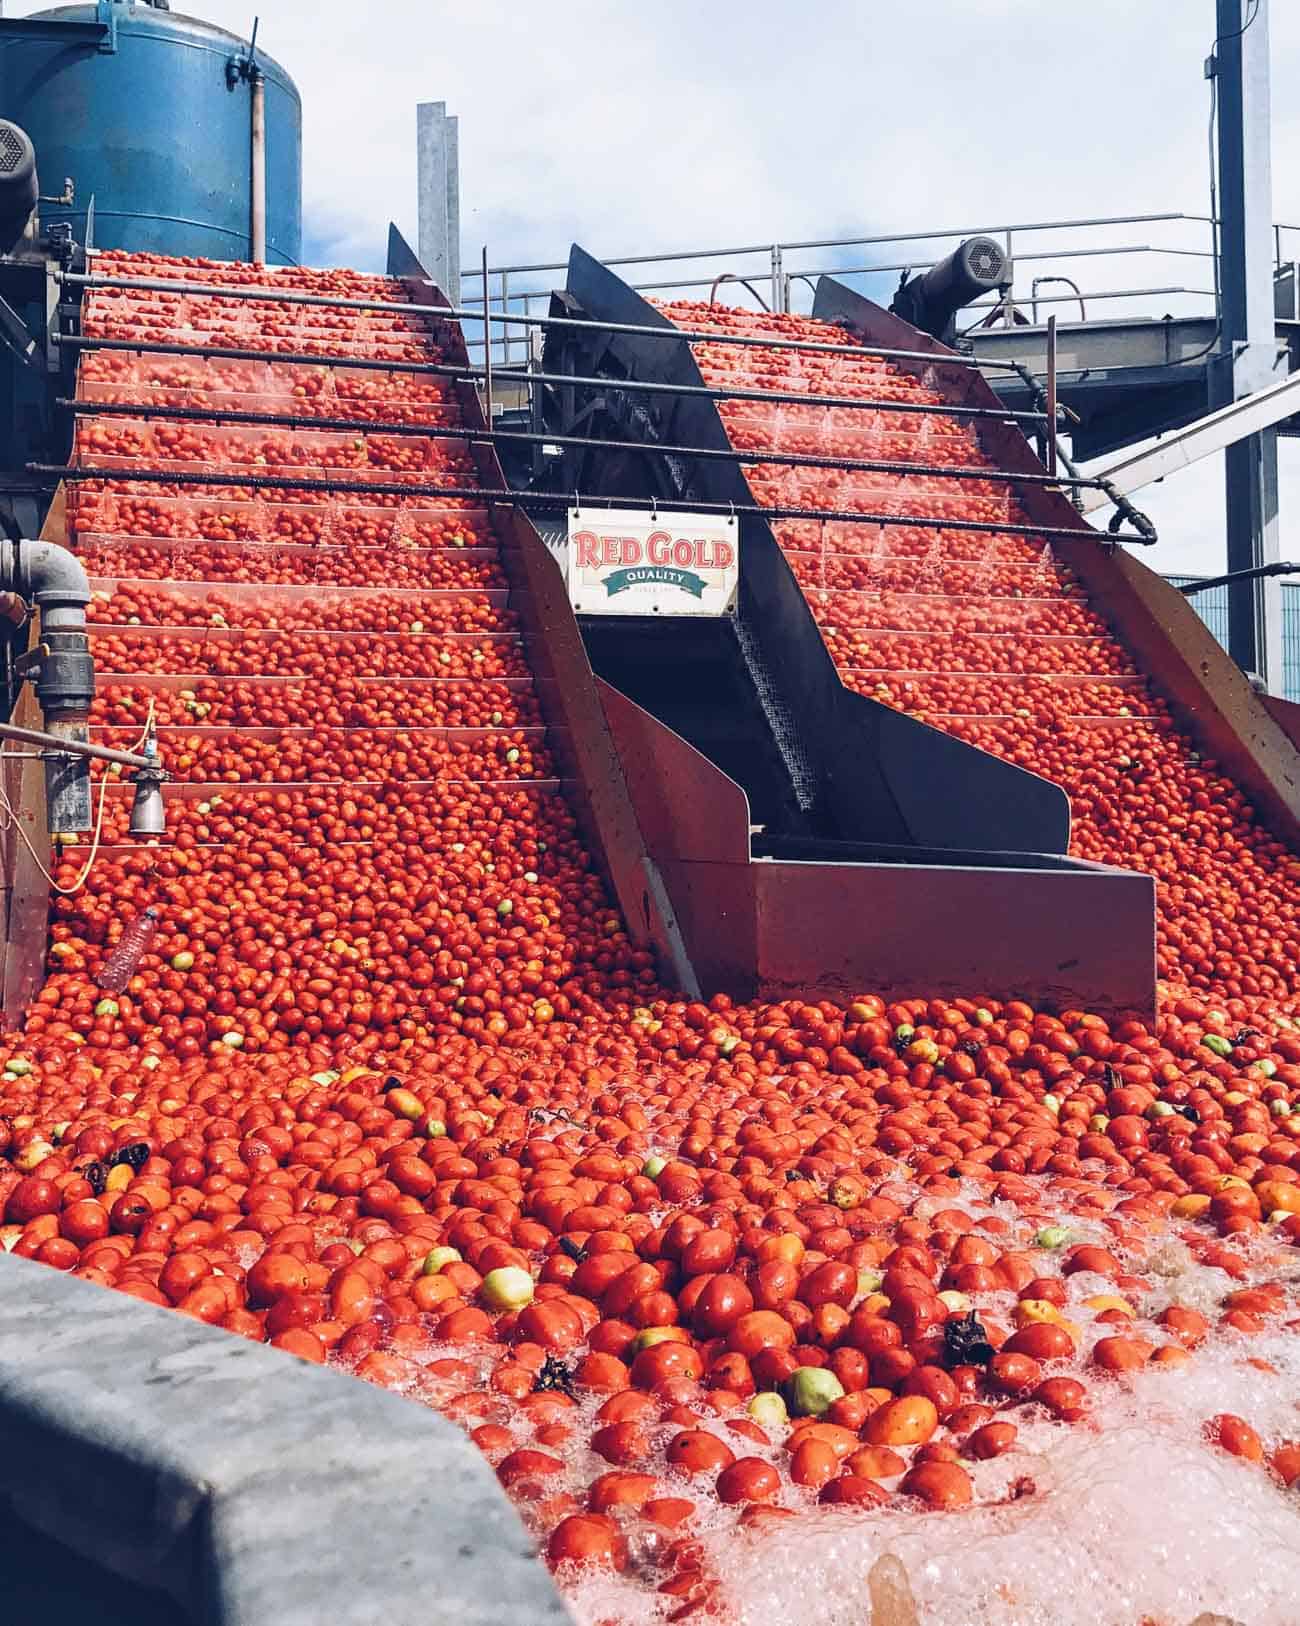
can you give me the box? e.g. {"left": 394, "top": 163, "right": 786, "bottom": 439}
{"left": 23, "top": 4, "right": 300, "bottom": 99}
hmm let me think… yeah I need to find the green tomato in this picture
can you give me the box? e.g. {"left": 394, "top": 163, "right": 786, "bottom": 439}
{"left": 784, "top": 1366, "right": 846, "bottom": 1418}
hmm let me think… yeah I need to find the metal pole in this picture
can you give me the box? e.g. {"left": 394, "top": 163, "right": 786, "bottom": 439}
{"left": 62, "top": 271, "right": 1030, "bottom": 371}
{"left": 1045, "top": 315, "right": 1058, "bottom": 477}
{"left": 416, "top": 102, "right": 460, "bottom": 300}
{"left": 57, "top": 395, "right": 1108, "bottom": 488}
{"left": 1214, "top": 0, "right": 1284, "bottom": 689}
{"left": 33, "top": 463, "right": 1136, "bottom": 544}
{"left": 57, "top": 334, "right": 1051, "bottom": 422}
{"left": 250, "top": 69, "right": 267, "bottom": 265}
{"left": 0, "top": 720, "right": 154, "bottom": 772}
{"left": 482, "top": 245, "right": 493, "bottom": 424}
{"left": 1179, "top": 559, "right": 1299, "bottom": 593}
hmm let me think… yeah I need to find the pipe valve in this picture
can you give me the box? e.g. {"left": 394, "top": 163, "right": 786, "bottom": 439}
{"left": 0, "top": 537, "right": 166, "bottom": 839}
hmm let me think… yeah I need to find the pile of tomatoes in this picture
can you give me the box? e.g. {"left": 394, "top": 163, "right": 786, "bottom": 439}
{"left": 664, "top": 298, "right": 1300, "bottom": 1007}
{"left": 0, "top": 260, "right": 1298, "bottom": 1626}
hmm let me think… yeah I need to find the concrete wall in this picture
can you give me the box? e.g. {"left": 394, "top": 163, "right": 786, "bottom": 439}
{"left": 0, "top": 1255, "right": 572, "bottom": 1626}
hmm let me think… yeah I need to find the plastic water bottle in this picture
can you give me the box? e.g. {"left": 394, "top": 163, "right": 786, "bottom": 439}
{"left": 96, "top": 905, "right": 160, "bottom": 994}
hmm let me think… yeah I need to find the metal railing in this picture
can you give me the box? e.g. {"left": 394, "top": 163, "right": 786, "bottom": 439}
{"left": 457, "top": 210, "right": 1300, "bottom": 370}
{"left": 65, "top": 265, "right": 1155, "bottom": 540}
{"left": 1169, "top": 574, "right": 1300, "bottom": 702}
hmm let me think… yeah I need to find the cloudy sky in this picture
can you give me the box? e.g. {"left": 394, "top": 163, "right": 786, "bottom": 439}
{"left": 10, "top": 0, "right": 1300, "bottom": 575}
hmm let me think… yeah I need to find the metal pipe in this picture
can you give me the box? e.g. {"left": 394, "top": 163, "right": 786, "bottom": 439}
{"left": 456, "top": 213, "right": 1213, "bottom": 279}
{"left": 250, "top": 68, "right": 266, "bottom": 265}
{"left": 56, "top": 396, "right": 1110, "bottom": 491}
{"left": 63, "top": 272, "right": 1026, "bottom": 371}
{"left": 1, "top": 538, "right": 96, "bottom": 834}
{"left": 0, "top": 720, "right": 154, "bottom": 772}
{"left": 481, "top": 245, "right": 492, "bottom": 425}
{"left": 790, "top": 245, "right": 1216, "bottom": 285}
{"left": 33, "top": 463, "right": 1145, "bottom": 543}
{"left": 1031, "top": 277, "right": 1086, "bottom": 324}
{"left": 708, "top": 272, "right": 770, "bottom": 311}
{"left": 55, "top": 335, "right": 1050, "bottom": 423}
{"left": 1005, "top": 358, "right": 1157, "bottom": 542}
{"left": 1178, "top": 560, "right": 1300, "bottom": 593}
{"left": 962, "top": 283, "right": 1215, "bottom": 315}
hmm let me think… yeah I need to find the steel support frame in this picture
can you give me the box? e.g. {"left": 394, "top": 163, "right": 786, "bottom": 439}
{"left": 1215, "top": 0, "right": 1286, "bottom": 688}
{"left": 416, "top": 102, "right": 460, "bottom": 305}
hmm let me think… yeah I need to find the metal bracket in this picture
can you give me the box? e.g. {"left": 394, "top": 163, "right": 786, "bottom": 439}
{"left": 45, "top": 262, "right": 65, "bottom": 375}
{"left": 13, "top": 644, "right": 45, "bottom": 679}
{"left": 225, "top": 17, "right": 260, "bottom": 89}
{"left": 0, "top": 293, "right": 40, "bottom": 373}
{"left": 94, "top": 0, "right": 118, "bottom": 53}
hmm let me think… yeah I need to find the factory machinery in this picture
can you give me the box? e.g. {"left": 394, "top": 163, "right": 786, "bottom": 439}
{"left": 0, "top": 5, "right": 1298, "bottom": 1624}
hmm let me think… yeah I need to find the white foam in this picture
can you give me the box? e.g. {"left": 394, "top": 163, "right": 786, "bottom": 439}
{"left": 560, "top": 1187, "right": 1300, "bottom": 1626}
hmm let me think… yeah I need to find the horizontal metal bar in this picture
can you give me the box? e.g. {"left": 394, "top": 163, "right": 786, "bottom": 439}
{"left": 1078, "top": 366, "right": 1300, "bottom": 512}
{"left": 458, "top": 214, "right": 1215, "bottom": 281}
{"left": 57, "top": 396, "right": 1104, "bottom": 491}
{"left": 781, "top": 245, "right": 1218, "bottom": 284}
{"left": 1177, "top": 561, "right": 1300, "bottom": 594}
{"left": 599, "top": 271, "right": 1216, "bottom": 312}
{"left": 0, "top": 720, "right": 155, "bottom": 772}
{"left": 58, "top": 335, "right": 1048, "bottom": 423}
{"left": 488, "top": 364, "right": 1047, "bottom": 422}
{"left": 33, "top": 462, "right": 1143, "bottom": 544}
{"left": 964, "top": 284, "right": 1214, "bottom": 311}
{"left": 66, "top": 271, "right": 1023, "bottom": 372}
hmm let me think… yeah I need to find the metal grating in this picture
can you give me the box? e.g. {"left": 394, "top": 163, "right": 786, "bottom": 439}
{"left": 0, "top": 127, "right": 25, "bottom": 177}
{"left": 733, "top": 608, "right": 820, "bottom": 813}
{"left": 967, "top": 240, "right": 1007, "bottom": 283}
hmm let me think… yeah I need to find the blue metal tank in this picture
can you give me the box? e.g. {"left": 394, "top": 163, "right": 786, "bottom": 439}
{"left": 0, "top": 1, "right": 301, "bottom": 264}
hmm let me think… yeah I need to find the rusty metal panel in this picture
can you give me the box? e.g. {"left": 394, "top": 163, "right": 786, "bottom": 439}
{"left": 389, "top": 238, "right": 696, "bottom": 988}
{"left": 1263, "top": 694, "right": 1300, "bottom": 751}
{"left": 1, "top": 705, "right": 52, "bottom": 1027}
{"left": 750, "top": 858, "right": 1156, "bottom": 1019}
{"left": 812, "top": 273, "right": 1300, "bottom": 848}
{"left": 0, "top": 491, "right": 64, "bottom": 1027}
{"left": 657, "top": 860, "right": 757, "bottom": 996}
{"left": 597, "top": 678, "right": 750, "bottom": 864}
{"left": 598, "top": 676, "right": 1155, "bottom": 1016}
{"left": 1057, "top": 545, "right": 1300, "bottom": 844}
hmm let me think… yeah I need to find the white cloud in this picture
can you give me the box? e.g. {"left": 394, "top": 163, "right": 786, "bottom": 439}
{"left": 7, "top": 0, "right": 1300, "bottom": 573}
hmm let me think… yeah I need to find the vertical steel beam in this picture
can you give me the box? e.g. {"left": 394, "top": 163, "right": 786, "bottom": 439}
{"left": 1214, "top": 0, "right": 1285, "bottom": 687}
{"left": 1045, "top": 315, "right": 1058, "bottom": 477}
{"left": 417, "top": 101, "right": 461, "bottom": 301}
